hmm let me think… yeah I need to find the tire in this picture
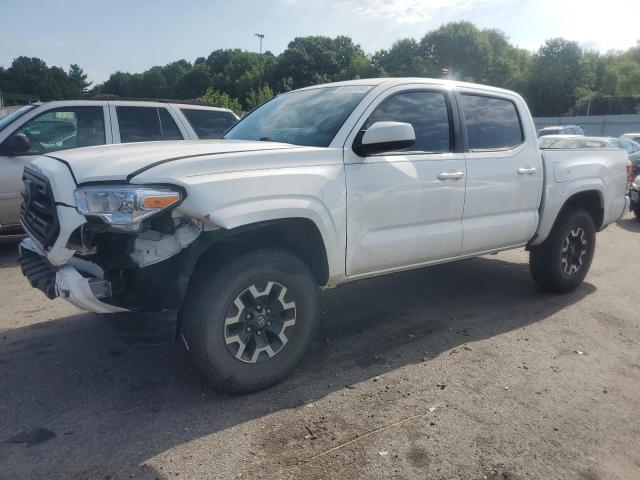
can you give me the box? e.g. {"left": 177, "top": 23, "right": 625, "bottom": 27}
{"left": 181, "top": 247, "right": 319, "bottom": 394}
{"left": 529, "top": 208, "right": 596, "bottom": 294}
{"left": 634, "top": 204, "right": 640, "bottom": 222}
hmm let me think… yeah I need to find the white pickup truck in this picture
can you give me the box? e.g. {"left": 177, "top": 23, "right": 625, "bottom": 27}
{"left": 18, "top": 78, "right": 629, "bottom": 393}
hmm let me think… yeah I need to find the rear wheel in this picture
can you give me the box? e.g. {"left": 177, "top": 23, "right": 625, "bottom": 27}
{"left": 181, "top": 247, "right": 319, "bottom": 394}
{"left": 529, "top": 208, "right": 596, "bottom": 293}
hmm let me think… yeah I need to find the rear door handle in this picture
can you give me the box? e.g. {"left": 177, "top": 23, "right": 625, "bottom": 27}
{"left": 437, "top": 171, "right": 465, "bottom": 180}
{"left": 517, "top": 167, "right": 537, "bottom": 175}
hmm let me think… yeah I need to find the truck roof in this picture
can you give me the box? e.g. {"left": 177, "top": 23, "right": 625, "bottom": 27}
{"left": 296, "top": 77, "right": 522, "bottom": 98}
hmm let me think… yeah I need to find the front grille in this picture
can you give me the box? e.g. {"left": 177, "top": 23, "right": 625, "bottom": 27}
{"left": 20, "top": 168, "right": 60, "bottom": 248}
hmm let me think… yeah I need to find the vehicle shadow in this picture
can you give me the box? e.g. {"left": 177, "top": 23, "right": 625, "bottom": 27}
{"left": 616, "top": 216, "right": 640, "bottom": 233}
{"left": 0, "top": 236, "right": 23, "bottom": 269}
{"left": 0, "top": 255, "right": 596, "bottom": 479}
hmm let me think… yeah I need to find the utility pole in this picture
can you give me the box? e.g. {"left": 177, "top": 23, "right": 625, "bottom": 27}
{"left": 254, "top": 33, "right": 265, "bottom": 92}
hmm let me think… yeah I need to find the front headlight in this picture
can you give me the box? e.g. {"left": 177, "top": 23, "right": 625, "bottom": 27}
{"left": 633, "top": 175, "right": 640, "bottom": 191}
{"left": 74, "top": 186, "right": 182, "bottom": 229}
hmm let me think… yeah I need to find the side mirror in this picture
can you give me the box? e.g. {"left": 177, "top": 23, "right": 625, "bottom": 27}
{"left": 2, "top": 133, "right": 31, "bottom": 156}
{"left": 353, "top": 121, "right": 415, "bottom": 157}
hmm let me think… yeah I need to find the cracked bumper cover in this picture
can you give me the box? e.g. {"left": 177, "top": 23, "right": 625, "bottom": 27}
{"left": 19, "top": 237, "right": 129, "bottom": 314}
{"left": 19, "top": 238, "right": 127, "bottom": 313}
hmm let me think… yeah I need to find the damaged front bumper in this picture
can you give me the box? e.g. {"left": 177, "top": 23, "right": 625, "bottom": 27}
{"left": 19, "top": 237, "right": 127, "bottom": 314}
{"left": 19, "top": 159, "right": 204, "bottom": 317}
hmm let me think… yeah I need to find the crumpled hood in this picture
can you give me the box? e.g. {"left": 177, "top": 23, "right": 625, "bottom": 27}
{"left": 45, "top": 139, "right": 303, "bottom": 184}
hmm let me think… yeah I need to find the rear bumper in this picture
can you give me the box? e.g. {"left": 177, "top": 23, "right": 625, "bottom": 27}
{"left": 19, "top": 238, "right": 128, "bottom": 314}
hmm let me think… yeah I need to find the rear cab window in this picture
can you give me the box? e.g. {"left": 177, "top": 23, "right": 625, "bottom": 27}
{"left": 116, "top": 106, "right": 184, "bottom": 143}
{"left": 461, "top": 94, "right": 523, "bottom": 151}
{"left": 180, "top": 108, "right": 238, "bottom": 139}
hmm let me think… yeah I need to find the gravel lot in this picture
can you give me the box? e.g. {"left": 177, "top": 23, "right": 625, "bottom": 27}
{"left": 1, "top": 215, "right": 639, "bottom": 480}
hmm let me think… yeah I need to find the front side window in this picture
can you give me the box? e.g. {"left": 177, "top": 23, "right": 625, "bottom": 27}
{"left": 224, "top": 85, "right": 372, "bottom": 147}
{"left": 117, "top": 107, "right": 183, "bottom": 143}
{"left": 0, "top": 104, "right": 37, "bottom": 132}
{"left": 363, "top": 91, "right": 451, "bottom": 153}
{"left": 462, "top": 95, "right": 523, "bottom": 150}
{"left": 181, "top": 108, "right": 238, "bottom": 139}
{"left": 5, "top": 106, "right": 105, "bottom": 155}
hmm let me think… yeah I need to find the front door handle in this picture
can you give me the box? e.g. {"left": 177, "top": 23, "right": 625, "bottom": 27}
{"left": 437, "top": 171, "right": 465, "bottom": 180}
{"left": 517, "top": 167, "right": 537, "bottom": 175}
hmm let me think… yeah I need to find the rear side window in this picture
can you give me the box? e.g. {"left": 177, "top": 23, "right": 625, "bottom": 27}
{"left": 181, "top": 109, "right": 238, "bottom": 139}
{"left": 117, "top": 107, "right": 183, "bottom": 143}
{"left": 461, "top": 95, "right": 523, "bottom": 150}
{"left": 364, "top": 91, "right": 451, "bottom": 153}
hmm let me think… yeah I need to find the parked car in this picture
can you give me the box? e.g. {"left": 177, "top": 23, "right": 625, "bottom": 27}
{"left": 0, "top": 100, "right": 238, "bottom": 231}
{"left": 537, "top": 134, "right": 574, "bottom": 148}
{"left": 19, "top": 78, "right": 628, "bottom": 393}
{"left": 629, "top": 175, "right": 640, "bottom": 220}
{"left": 537, "top": 125, "right": 584, "bottom": 137}
{"left": 621, "top": 133, "right": 640, "bottom": 143}
{"left": 545, "top": 136, "right": 640, "bottom": 179}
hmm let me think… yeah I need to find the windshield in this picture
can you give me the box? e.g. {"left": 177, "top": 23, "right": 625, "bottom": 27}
{"left": 224, "top": 85, "right": 372, "bottom": 147}
{"left": 0, "top": 104, "right": 37, "bottom": 132}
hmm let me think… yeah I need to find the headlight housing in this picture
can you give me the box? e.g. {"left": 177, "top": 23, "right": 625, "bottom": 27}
{"left": 74, "top": 185, "right": 182, "bottom": 229}
{"left": 633, "top": 175, "right": 640, "bottom": 191}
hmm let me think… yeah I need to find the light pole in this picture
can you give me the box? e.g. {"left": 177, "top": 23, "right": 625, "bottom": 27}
{"left": 254, "top": 33, "right": 265, "bottom": 92}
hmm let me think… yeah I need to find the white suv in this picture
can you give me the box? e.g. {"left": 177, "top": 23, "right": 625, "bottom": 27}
{"left": 0, "top": 100, "right": 238, "bottom": 230}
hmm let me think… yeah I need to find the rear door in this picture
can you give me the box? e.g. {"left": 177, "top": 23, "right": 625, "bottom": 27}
{"left": 111, "top": 104, "right": 187, "bottom": 143}
{"left": 344, "top": 85, "right": 466, "bottom": 277}
{"left": 457, "top": 90, "right": 543, "bottom": 254}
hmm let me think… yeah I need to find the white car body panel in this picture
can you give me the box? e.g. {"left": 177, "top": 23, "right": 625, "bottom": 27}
{"left": 531, "top": 148, "right": 628, "bottom": 245}
{"left": 16, "top": 78, "right": 630, "bottom": 314}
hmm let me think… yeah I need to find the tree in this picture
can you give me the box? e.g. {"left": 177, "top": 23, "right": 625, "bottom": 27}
{"left": 421, "top": 22, "right": 491, "bottom": 81}
{"left": 372, "top": 39, "right": 428, "bottom": 77}
{"left": 173, "top": 64, "right": 210, "bottom": 99}
{"left": 4, "top": 25, "right": 640, "bottom": 116}
{"left": 524, "top": 38, "right": 586, "bottom": 115}
{"left": 277, "top": 36, "right": 369, "bottom": 89}
{"left": 245, "top": 84, "right": 274, "bottom": 110}
{"left": 200, "top": 87, "right": 243, "bottom": 115}
{"left": 68, "top": 64, "right": 92, "bottom": 94}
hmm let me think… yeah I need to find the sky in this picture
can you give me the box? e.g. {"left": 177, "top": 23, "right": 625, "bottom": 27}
{"left": 1, "top": 0, "right": 639, "bottom": 85}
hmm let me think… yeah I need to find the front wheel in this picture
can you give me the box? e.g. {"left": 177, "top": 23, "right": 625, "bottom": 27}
{"left": 181, "top": 247, "right": 319, "bottom": 394}
{"left": 529, "top": 209, "right": 596, "bottom": 294}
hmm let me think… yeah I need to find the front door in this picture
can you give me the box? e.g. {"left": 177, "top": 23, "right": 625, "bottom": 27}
{"left": 0, "top": 105, "right": 108, "bottom": 225}
{"left": 344, "top": 87, "right": 466, "bottom": 277}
